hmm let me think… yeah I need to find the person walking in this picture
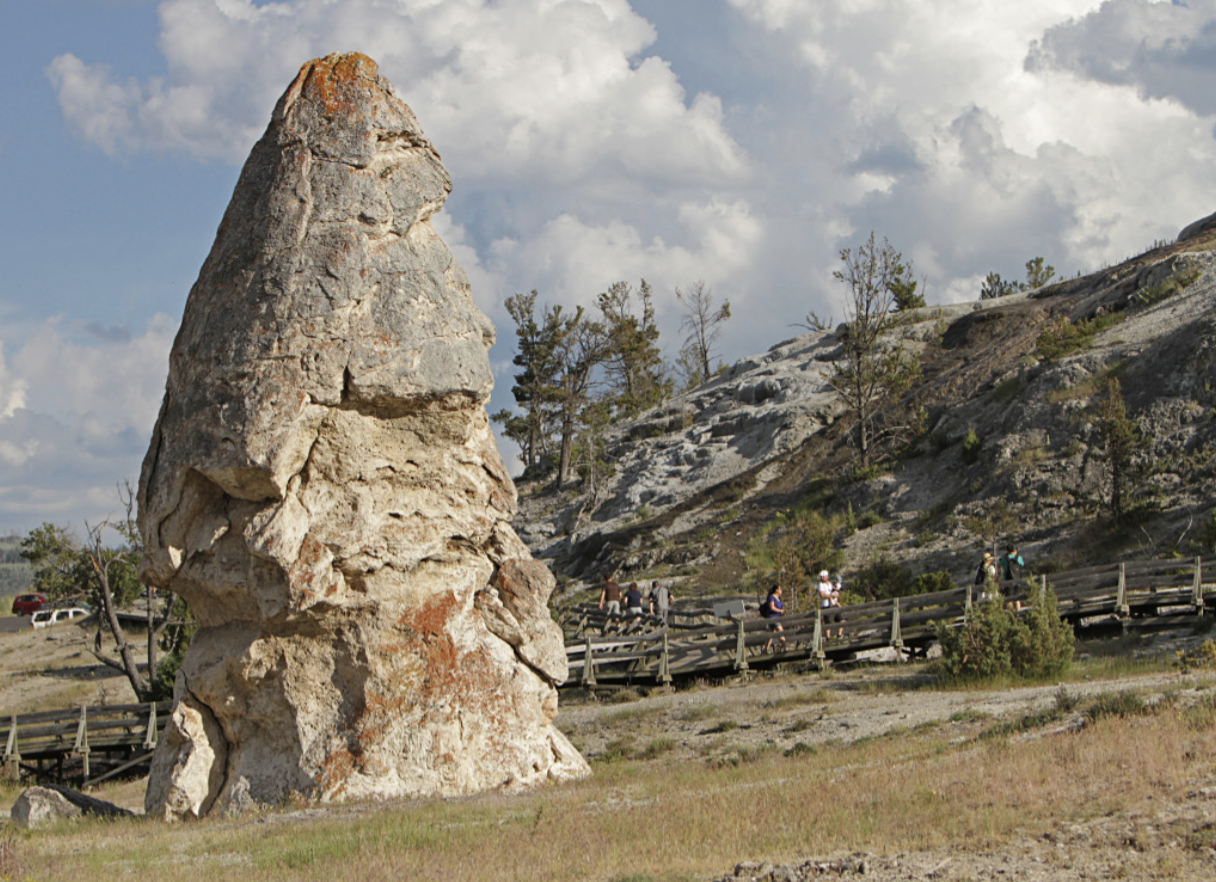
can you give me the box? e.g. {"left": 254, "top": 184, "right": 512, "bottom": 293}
{"left": 599, "top": 573, "right": 622, "bottom": 632}
{"left": 975, "top": 552, "right": 998, "bottom": 602}
{"left": 1001, "top": 543, "right": 1026, "bottom": 611}
{"left": 649, "top": 580, "right": 673, "bottom": 624}
{"left": 818, "top": 570, "right": 843, "bottom": 638}
{"left": 762, "top": 584, "right": 786, "bottom": 652}
{"left": 624, "top": 582, "right": 645, "bottom": 617}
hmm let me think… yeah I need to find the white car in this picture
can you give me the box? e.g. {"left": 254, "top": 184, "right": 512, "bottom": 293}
{"left": 29, "top": 606, "right": 92, "bottom": 629}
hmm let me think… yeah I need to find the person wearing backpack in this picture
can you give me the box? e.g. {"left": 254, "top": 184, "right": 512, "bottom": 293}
{"left": 762, "top": 584, "right": 785, "bottom": 652}
{"left": 975, "top": 552, "right": 997, "bottom": 602}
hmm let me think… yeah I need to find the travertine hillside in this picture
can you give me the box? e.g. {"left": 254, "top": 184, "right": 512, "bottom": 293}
{"left": 517, "top": 216, "right": 1216, "bottom": 597}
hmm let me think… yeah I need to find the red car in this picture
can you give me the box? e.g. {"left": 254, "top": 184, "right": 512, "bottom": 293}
{"left": 11, "top": 593, "right": 47, "bottom": 616}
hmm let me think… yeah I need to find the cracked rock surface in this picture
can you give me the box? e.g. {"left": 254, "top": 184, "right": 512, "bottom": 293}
{"left": 138, "top": 52, "right": 588, "bottom": 820}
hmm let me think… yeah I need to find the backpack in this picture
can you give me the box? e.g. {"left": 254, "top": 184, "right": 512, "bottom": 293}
{"left": 759, "top": 596, "right": 772, "bottom": 617}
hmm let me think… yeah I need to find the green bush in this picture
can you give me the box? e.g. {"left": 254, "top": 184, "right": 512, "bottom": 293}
{"left": 1010, "top": 586, "right": 1075, "bottom": 678}
{"left": 961, "top": 428, "right": 982, "bottom": 464}
{"left": 851, "top": 556, "right": 915, "bottom": 601}
{"left": 936, "top": 588, "right": 1074, "bottom": 680}
{"left": 911, "top": 571, "right": 956, "bottom": 594}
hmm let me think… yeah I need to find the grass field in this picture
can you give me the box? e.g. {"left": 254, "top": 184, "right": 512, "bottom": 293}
{"left": 6, "top": 677, "right": 1216, "bottom": 881}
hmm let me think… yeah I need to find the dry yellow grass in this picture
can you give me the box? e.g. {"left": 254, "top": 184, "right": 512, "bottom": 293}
{"left": 10, "top": 697, "right": 1216, "bottom": 882}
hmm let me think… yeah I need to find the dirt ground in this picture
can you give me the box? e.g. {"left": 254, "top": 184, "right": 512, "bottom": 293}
{"left": 0, "top": 618, "right": 141, "bottom": 716}
{"left": 5, "top": 616, "right": 1216, "bottom": 880}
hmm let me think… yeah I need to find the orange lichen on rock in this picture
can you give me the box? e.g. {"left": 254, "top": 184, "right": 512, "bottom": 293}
{"left": 298, "top": 52, "right": 380, "bottom": 117}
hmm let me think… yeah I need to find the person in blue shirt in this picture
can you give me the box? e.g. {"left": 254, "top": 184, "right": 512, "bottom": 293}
{"left": 624, "top": 582, "right": 645, "bottom": 617}
{"left": 1001, "top": 544, "right": 1026, "bottom": 611}
{"left": 1001, "top": 544, "right": 1025, "bottom": 582}
{"left": 762, "top": 584, "right": 785, "bottom": 652}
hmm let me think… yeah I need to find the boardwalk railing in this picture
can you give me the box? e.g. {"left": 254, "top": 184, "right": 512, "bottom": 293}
{"left": 1, "top": 700, "right": 172, "bottom": 787}
{"left": 564, "top": 555, "right": 1216, "bottom": 687}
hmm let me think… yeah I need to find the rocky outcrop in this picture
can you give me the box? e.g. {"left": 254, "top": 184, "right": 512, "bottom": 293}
{"left": 137, "top": 52, "right": 588, "bottom": 819}
{"left": 517, "top": 238, "right": 1216, "bottom": 593}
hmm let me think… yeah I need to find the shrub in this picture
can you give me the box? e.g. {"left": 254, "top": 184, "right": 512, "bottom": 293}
{"left": 858, "top": 510, "right": 883, "bottom": 529}
{"left": 1010, "top": 586, "right": 1075, "bottom": 678}
{"left": 850, "top": 556, "right": 915, "bottom": 601}
{"left": 961, "top": 428, "right": 982, "bottom": 464}
{"left": 911, "top": 571, "right": 956, "bottom": 594}
{"left": 935, "top": 595, "right": 1018, "bottom": 679}
{"left": 1036, "top": 316, "right": 1087, "bottom": 360}
{"left": 936, "top": 587, "right": 1074, "bottom": 680}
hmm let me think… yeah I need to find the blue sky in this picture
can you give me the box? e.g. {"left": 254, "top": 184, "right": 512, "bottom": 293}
{"left": 2, "top": 0, "right": 1216, "bottom": 536}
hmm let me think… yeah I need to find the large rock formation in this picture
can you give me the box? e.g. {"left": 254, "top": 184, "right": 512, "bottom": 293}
{"left": 137, "top": 52, "right": 588, "bottom": 819}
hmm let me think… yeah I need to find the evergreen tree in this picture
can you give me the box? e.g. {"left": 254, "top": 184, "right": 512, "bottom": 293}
{"left": 553, "top": 312, "right": 609, "bottom": 489}
{"left": 493, "top": 291, "right": 577, "bottom": 473}
{"left": 888, "top": 256, "right": 926, "bottom": 311}
{"left": 597, "top": 280, "right": 669, "bottom": 418}
{"left": 1091, "top": 377, "right": 1146, "bottom": 523}
{"left": 828, "top": 232, "right": 922, "bottom": 467}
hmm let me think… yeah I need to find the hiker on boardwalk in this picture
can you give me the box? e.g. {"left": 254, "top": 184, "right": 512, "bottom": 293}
{"left": 624, "top": 582, "right": 645, "bottom": 618}
{"left": 762, "top": 584, "right": 786, "bottom": 652}
{"left": 975, "top": 552, "right": 998, "bottom": 602}
{"left": 818, "top": 570, "right": 843, "bottom": 638}
{"left": 599, "top": 574, "right": 622, "bottom": 631}
{"left": 649, "top": 580, "right": 673, "bottom": 624}
{"left": 1001, "top": 544, "right": 1026, "bottom": 611}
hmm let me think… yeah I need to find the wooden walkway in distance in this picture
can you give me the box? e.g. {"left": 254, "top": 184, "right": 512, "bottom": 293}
{"left": 563, "top": 555, "right": 1216, "bottom": 688}
{"left": 1, "top": 701, "right": 172, "bottom": 787}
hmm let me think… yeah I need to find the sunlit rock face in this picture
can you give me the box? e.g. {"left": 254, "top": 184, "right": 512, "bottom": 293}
{"left": 138, "top": 52, "right": 588, "bottom": 820}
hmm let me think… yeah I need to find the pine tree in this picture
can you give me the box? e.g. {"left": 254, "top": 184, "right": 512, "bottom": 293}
{"left": 828, "top": 232, "right": 922, "bottom": 467}
{"left": 597, "top": 280, "right": 669, "bottom": 418}
{"left": 1091, "top": 377, "right": 1146, "bottom": 523}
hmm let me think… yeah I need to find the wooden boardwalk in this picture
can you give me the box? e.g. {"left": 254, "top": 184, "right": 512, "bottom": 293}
{"left": 1, "top": 701, "right": 172, "bottom": 787}
{"left": 564, "top": 555, "right": 1216, "bottom": 687}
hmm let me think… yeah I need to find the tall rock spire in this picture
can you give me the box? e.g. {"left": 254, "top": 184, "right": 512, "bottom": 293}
{"left": 138, "top": 52, "right": 588, "bottom": 819}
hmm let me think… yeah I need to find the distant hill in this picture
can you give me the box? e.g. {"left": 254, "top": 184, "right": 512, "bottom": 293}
{"left": 516, "top": 216, "right": 1216, "bottom": 603}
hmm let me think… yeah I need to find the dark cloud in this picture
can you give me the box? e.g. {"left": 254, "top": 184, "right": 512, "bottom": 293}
{"left": 1027, "top": 0, "right": 1216, "bottom": 115}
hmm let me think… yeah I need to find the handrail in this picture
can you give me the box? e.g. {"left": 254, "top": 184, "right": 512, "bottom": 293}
{"left": 562, "top": 553, "right": 1214, "bottom": 685}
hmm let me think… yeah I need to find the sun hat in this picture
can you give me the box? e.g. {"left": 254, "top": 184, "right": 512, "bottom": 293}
{"left": 819, "top": 570, "right": 830, "bottom": 578}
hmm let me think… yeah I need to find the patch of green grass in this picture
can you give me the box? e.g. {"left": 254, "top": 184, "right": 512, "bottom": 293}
{"left": 948, "top": 708, "right": 990, "bottom": 724}
{"left": 1083, "top": 691, "right": 1147, "bottom": 723}
{"left": 764, "top": 688, "right": 837, "bottom": 710}
{"left": 597, "top": 737, "right": 636, "bottom": 764}
{"left": 674, "top": 704, "right": 718, "bottom": 723}
{"left": 783, "top": 741, "right": 817, "bottom": 758}
{"left": 637, "top": 738, "right": 676, "bottom": 760}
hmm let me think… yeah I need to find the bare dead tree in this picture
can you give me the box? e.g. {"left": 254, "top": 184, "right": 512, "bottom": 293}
{"left": 85, "top": 482, "right": 181, "bottom": 700}
{"left": 675, "top": 280, "right": 731, "bottom": 388}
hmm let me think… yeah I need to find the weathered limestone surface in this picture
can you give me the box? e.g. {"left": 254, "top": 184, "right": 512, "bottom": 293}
{"left": 138, "top": 52, "right": 588, "bottom": 819}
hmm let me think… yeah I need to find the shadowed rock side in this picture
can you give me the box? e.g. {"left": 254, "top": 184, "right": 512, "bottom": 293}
{"left": 137, "top": 52, "right": 588, "bottom": 820}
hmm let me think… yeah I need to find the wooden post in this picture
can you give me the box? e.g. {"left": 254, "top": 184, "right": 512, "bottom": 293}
{"left": 659, "top": 632, "right": 672, "bottom": 686}
{"left": 74, "top": 705, "right": 90, "bottom": 784}
{"left": 144, "top": 702, "right": 159, "bottom": 750}
{"left": 4, "top": 715, "right": 20, "bottom": 776}
{"left": 1040, "top": 574, "right": 1047, "bottom": 604}
{"left": 582, "top": 635, "right": 597, "bottom": 687}
{"left": 1193, "top": 556, "right": 1204, "bottom": 616}
{"left": 734, "top": 619, "right": 749, "bottom": 673}
{"left": 965, "top": 583, "right": 972, "bottom": 613}
{"left": 890, "top": 597, "right": 905, "bottom": 662}
{"left": 1116, "top": 562, "right": 1129, "bottom": 619}
{"left": 812, "top": 605, "right": 826, "bottom": 670}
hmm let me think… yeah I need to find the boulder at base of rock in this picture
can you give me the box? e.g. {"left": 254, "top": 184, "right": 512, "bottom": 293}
{"left": 137, "top": 52, "right": 588, "bottom": 820}
{"left": 10, "top": 787, "right": 82, "bottom": 828}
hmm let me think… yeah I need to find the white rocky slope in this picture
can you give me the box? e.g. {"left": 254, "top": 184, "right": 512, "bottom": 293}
{"left": 518, "top": 226, "right": 1216, "bottom": 593}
